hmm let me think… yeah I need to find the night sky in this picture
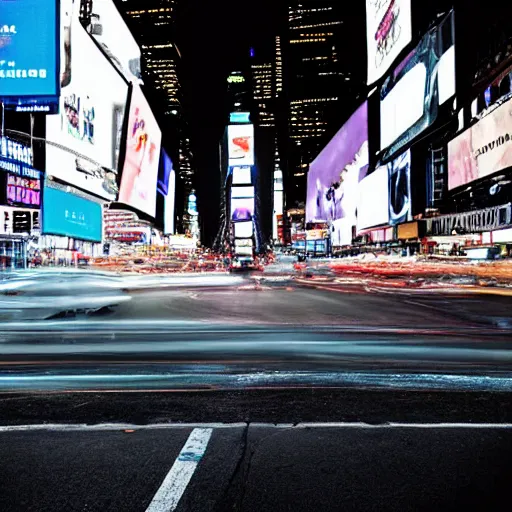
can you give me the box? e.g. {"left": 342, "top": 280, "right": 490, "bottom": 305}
{"left": 175, "top": 0, "right": 282, "bottom": 245}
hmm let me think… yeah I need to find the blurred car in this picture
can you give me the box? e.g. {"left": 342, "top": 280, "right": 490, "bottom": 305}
{"left": 0, "top": 269, "right": 131, "bottom": 321}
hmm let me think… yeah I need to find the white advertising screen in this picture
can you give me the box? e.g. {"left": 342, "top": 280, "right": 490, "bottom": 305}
{"left": 228, "top": 125, "right": 254, "bottom": 166}
{"left": 357, "top": 166, "right": 389, "bottom": 232}
{"left": 366, "top": 0, "right": 412, "bottom": 85}
{"left": 379, "top": 11, "right": 455, "bottom": 155}
{"left": 46, "top": 0, "right": 128, "bottom": 200}
{"left": 164, "top": 169, "right": 176, "bottom": 235}
{"left": 118, "top": 84, "right": 162, "bottom": 217}
{"left": 234, "top": 246, "right": 253, "bottom": 256}
{"left": 448, "top": 96, "right": 512, "bottom": 190}
{"left": 231, "top": 186, "right": 254, "bottom": 199}
{"left": 89, "top": 0, "right": 142, "bottom": 84}
{"left": 235, "top": 239, "right": 253, "bottom": 248}
{"left": 232, "top": 166, "right": 252, "bottom": 185}
{"left": 234, "top": 222, "right": 253, "bottom": 238}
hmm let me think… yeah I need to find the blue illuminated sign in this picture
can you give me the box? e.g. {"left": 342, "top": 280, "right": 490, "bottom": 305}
{"left": 0, "top": 0, "right": 59, "bottom": 112}
{"left": 229, "top": 112, "right": 251, "bottom": 124}
{"left": 42, "top": 187, "right": 103, "bottom": 242}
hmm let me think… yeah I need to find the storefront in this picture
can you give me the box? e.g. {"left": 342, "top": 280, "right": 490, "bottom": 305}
{"left": 0, "top": 137, "right": 42, "bottom": 269}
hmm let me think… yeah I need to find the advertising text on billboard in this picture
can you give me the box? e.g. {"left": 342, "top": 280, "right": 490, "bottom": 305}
{"left": 448, "top": 97, "right": 512, "bottom": 190}
{"left": 42, "top": 186, "right": 103, "bottom": 242}
{"left": 0, "top": 0, "right": 60, "bottom": 112}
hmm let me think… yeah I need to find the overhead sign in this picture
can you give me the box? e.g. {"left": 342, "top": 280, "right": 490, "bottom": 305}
{"left": 228, "top": 124, "right": 254, "bottom": 167}
{"left": 227, "top": 75, "right": 245, "bottom": 84}
{"left": 0, "top": 0, "right": 60, "bottom": 112}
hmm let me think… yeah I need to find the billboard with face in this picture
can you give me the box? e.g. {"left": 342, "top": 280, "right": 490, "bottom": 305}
{"left": 448, "top": 96, "right": 512, "bottom": 190}
{"left": 306, "top": 102, "right": 369, "bottom": 244}
{"left": 118, "top": 84, "right": 162, "bottom": 217}
{"left": 366, "top": 0, "right": 412, "bottom": 85}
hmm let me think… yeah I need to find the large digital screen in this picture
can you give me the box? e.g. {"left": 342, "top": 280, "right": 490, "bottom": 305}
{"left": 42, "top": 186, "right": 103, "bottom": 242}
{"left": 0, "top": 0, "right": 59, "bottom": 112}
{"left": 306, "top": 102, "right": 369, "bottom": 244}
{"left": 118, "top": 84, "right": 162, "bottom": 217}
{"left": 232, "top": 166, "right": 252, "bottom": 185}
{"left": 234, "top": 222, "right": 253, "bottom": 238}
{"left": 231, "top": 197, "right": 254, "bottom": 222}
{"left": 231, "top": 186, "right": 254, "bottom": 199}
{"left": 380, "top": 11, "right": 455, "bottom": 157}
{"left": 164, "top": 169, "right": 176, "bottom": 235}
{"left": 7, "top": 175, "right": 41, "bottom": 207}
{"left": 357, "top": 165, "right": 389, "bottom": 232}
{"left": 228, "top": 125, "right": 254, "bottom": 166}
{"left": 89, "top": 0, "right": 142, "bottom": 84}
{"left": 388, "top": 150, "right": 411, "bottom": 225}
{"left": 46, "top": 0, "right": 128, "bottom": 200}
{"left": 157, "top": 150, "right": 173, "bottom": 196}
{"left": 366, "top": 0, "right": 412, "bottom": 85}
{"left": 448, "top": 97, "right": 512, "bottom": 190}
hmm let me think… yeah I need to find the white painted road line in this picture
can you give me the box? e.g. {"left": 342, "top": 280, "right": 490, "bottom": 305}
{"left": 146, "top": 427, "right": 213, "bottom": 512}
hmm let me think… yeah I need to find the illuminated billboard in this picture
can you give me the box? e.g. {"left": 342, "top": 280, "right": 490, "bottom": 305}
{"left": 88, "top": 0, "right": 142, "bottom": 84}
{"left": 388, "top": 150, "right": 412, "bottom": 226}
{"left": 231, "top": 186, "right": 254, "bottom": 199}
{"left": 366, "top": 0, "right": 412, "bottom": 85}
{"left": 118, "top": 84, "right": 162, "bottom": 217}
{"left": 357, "top": 165, "right": 389, "bottom": 232}
{"left": 448, "top": 97, "right": 512, "bottom": 190}
{"left": 42, "top": 186, "right": 103, "bottom": 242}
{"left": 231, "top": 197, "right": 254, "bottom": 223}
{"left": 380, "top": 11, "right": 455, "bottom": 157}
{"left": 228, "top": 125, "right": 254, "bottom": 166}
{"left": 232, "top": 166, "right": 252, "bottom": 185}
{"left": 0, "top": 0, "right": 60, "bottom": 112}
{"left": 230, "top": 112, "right": 251, "bottom": 124}
{"left": 164, "top": 169, "right": 176, "bottom": 235}
{"left": 306, "top": 102, "right": 369, "bottom": 244}
{"left": 46, "top": 0, "right": 128, "bottom": 200}
{"left": 234, "top": 222, "right": 253, "bottom": 238}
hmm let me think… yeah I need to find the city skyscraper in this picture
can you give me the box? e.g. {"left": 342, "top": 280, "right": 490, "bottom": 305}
{"left": 285, "top": 1, "right": 365, "bottom": 210}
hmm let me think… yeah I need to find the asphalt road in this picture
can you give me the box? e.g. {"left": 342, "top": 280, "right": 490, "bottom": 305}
{"left": 1, "top": 423, "right": 511, "bottom": 512}
{"left": 107, "top": 279, "right": 512, "bottom": 330}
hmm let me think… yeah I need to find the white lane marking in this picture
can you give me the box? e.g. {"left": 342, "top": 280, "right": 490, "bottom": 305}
{"left": 146, "top": 427, "right": 213, "bottom": 512}
{"left": 1, "top": 422, "right": 512, "bottom": 433}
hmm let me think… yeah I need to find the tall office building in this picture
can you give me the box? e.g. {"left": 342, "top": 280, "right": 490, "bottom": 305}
{"left": 249, "top": 34, "right": 286, "bottom": 241}
{"left": 286, "top": 1, "right": 364, "bottom": 209}
{"left": 119, "top": 0, "right": 195, "bottom": 197}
